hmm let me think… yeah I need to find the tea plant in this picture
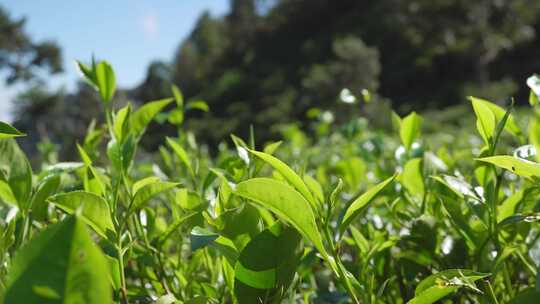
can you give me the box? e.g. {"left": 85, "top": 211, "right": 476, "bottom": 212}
{"left": 1, "top": 59, "right": 540, "bottom": 303}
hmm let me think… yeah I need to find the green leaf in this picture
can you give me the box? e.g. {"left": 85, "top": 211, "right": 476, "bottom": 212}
{"left": 470, "top": 96, "right": 521, "bottom": 144}
{"left": 235, "top": 178, "right": 327, "bottom": 257}
{"left": 186, "top": 100, "right": 209, "bottom": 112}
{"left": 528, "top": 75, "right": 540, "bottom": 106}
{"left": 158, "top": 212, "right": 198, "bottom": 245}
{"left": 531, "top": 90, "right": 540, "bottom": 107}
{"left": 113, "top": 104, "right": 131, "bottom": 142}
{"left": 76, "top": 144, "right": 92, "bottom": 166}
{"left": 131, "top": 98, "right": 174, "bottom": 137}
{"left": 4, "top": 215, "right": 111, "bottom": 303}
{"left": 401, "top": 158, "right": 425, "bottom": 199}
{"left": 130, "top": 179, "right": 179, "bottom": 213}
{"left": 190, "top": 227, "right": 219, "bottom": 251}
{"left": 95, "top": 60, "right": 116, "bottom": 103}
{"left": 340, "top": 175, "right": 395, "bottom": 233}
{"left": 189, "top": 227, "right": 239, "bottom": 265}
{"left": 408, "top": 269, "right": 489, "bottom": 304}
{"left": 166, "top": 137, "right": 195, "bottom": 178}
{"left": 156, "top": 294, "right": 178, "bottom": 304}
{"left": 498, "top": 213, "right": 540, "bottom": 227}
{"left": 247, "top": 149, "right": 317, "bottom": 211}
{"left": 529, "top": 117, "right": 540, "bottom": 162}
{"left": 132, "top": 176, "right": 161, "bottom": 194}
{"left": 303, "top": 174, "right": 324, "bottom": 207}
{"left": 106, "top": 136, "right": 136, "bottom": 174}
{"left": 509, "top": 288, "right": 540, "bottom": 304}
{"left": 48, "top": 191, "right": 115, "bottom": 239}
{"left": 171, "top": 84, "right": 184, "bottom": 107}
{"left": 217, "top": 203, "right": 262, "bottom": 240}
{"left": 31, "top": 175, "right": 61, "bottom": 221}
{"left": 470, "top": 97, "right": 496, "bottom": 145}
{"left": 104, "top": 255, "right": 121, "bottom": 290}
{"left": 234, "top": 223, "right": 302, "bottom": 304}
{"left": 0, "top": 121, "right": 25, "bottom": 139}
{"left": 408, "top": 285, "right": 460, "bottom": 304}
{"left": 497, "top": 189, "right": 524, "bottom": 223}
{"left": 76, "top": 60, "right": 97, "bottom": 88}
{"left": 476, "top": 155, "right": 540, "bottom": 179}
{"left": 0, "top": 180, "right": 16, "bottom": 205}
{"left": 400, "top": 112, "right": 423, "bottom": 150}
{"left": 167, "top": 109, "right": 184, "bottom": 125}
{"left": 0, "top": 139, "right": 33, "bottom": 211}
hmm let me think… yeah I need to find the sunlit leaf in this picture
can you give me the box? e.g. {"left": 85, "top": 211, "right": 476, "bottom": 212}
{"left": 186, "top": 100, "right": 209, "bottom": 112}
{"left": 476, "top": 155, "right": 540, "bottom": 179}
{"left": 130, "top": 179, "right": 179, "bottom": 212}
{"left": 49, "top": 191, "right": 115, "bottom": 239}
{"left": 95, "top": 60, "right": 116, "bottom": 103}
{"left": 0, "top": 139, "right": 33, "bottom": 211}
{"left": 400, "top": 112, "right": 423, "bottom": 150}
{"left": 4, "top": 216, "right": 111, "bottom": 303}
{"left": 247, "top": 149, "right": 317, "bottom": 211}
{"left": 131, "top": 98, "right": 174, "bottom": 137}
{"left": 31, "top": 175, "right": 61, "bottom": 221}
{"left": 340, "top": 175, "right": 396, "bottom": 233}
{"left": 235, "top": 178, "right": 327, "bottom": 257}
{"left": 408, "top": 269, "right": 489, "bottom": 304}
{"left": 166, "top": 137, "right": 194, "bottom": 178}
{"left": 0, "top": 121, "right": 25, "bottom": 139}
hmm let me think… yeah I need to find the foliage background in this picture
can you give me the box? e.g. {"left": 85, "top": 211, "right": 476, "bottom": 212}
{"left": 2, "top": 0, "right": 540, "bottom": 156}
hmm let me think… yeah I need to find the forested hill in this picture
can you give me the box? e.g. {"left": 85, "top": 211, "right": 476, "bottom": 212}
{"left": 134, "top": 0, "right": 540, "bottom": 144}
{"left": 7, "top": 0, "right": 540, "bottom": 156}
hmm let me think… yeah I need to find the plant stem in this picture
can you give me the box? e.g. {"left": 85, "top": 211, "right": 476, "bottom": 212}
{"left": 117, "top": 241, "right": 128, "bottom": 304}
{"left": 323, "top": 226, "right": 360, "bottom": 304}
{"left": 485, "top": 280, "right": 500, "bottom": 304}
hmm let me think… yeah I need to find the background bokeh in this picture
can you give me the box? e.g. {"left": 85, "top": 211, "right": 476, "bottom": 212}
{"left": 1, "top": 0, "right": 540, "bottom": 158}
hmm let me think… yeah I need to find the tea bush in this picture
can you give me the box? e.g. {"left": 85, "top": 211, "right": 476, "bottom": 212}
{"left": 1, "top": 60, "right": 540, "bottom": 303}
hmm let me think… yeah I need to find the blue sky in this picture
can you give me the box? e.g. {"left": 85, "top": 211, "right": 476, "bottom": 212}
{"left": 0, "top": 0, "right": 229, "bottom": 121}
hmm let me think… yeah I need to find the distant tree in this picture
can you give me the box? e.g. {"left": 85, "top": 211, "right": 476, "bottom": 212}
{"left": 227, "top": 0, "right": 258, "bottom": 53}
{"left": 172, "top": 12, "right": 229, "bottom": 97}
{"left": 12, "top": 82, "right": 102, "bottom": 160}
{"left": 302, "top": 36, "right": 380, "bottom": 109}
{"left": 0, "top": 5, "right": 62, "bottom": 84}
{"left": 134, "top": 60, "right": 173, "bottom": 102}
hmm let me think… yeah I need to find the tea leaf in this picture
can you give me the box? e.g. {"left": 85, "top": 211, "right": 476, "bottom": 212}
{"left": 0, "top": 121, "right": 25, "bottom": 139}
{"left": 95, "top": 60, "right": 116, "bottom": 103}
{"left": 247, "top": 149, "right": 317, "bottom": 211}
{"left": 400, "top": 112, "right": 423, "bottom": 150}
{"left": 235, "top": 178, "right": 327, "bottom": 257}
{"left": 49, "top": 191, "right": 115, "bottom": 239}
{"left": 4, "top": 216, "right": 111, "bottom": 303}
{"left": 408, "top": 269, "right": 489, "bottom": 304}
{"left": 340, "top": 175, "right": 396, "bottom": 233}
{"left": 476, "top": 155, "right": 540, "bottom": 179}
{"left": 131, "top": 98, "right": 174, "bottom": 137}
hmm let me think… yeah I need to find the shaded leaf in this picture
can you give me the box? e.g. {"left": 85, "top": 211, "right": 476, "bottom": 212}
{"left": 234, "top": 223, "right": 302, "bottom": 304}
